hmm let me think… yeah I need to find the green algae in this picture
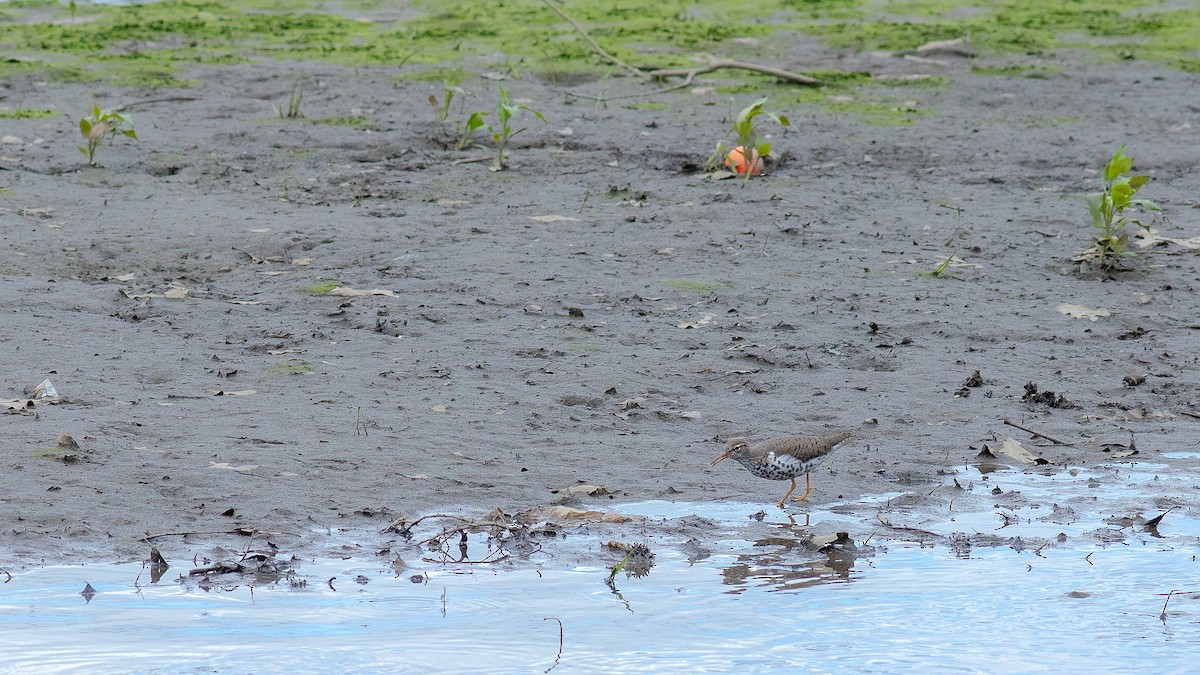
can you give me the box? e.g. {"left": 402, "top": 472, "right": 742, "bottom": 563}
{"left": 269, "top": 360, "right": 316, "bottom": 375}
{"left": 299, "top": 280, "right": 342, "bottom": 295}
{"left": 781, "top": 0, "right": 1200, "bottom": 71}
{"left": 33, "top": 446, "right": 75, "bottom": 460}
{"left": 1, "top": 0, "right": 1198, "bottom": 116}
{"left": 713, "top": 69, "right": 935, "bottom": 126}
{"left": 565, "top": 340, "right": 608, "bottom": 354}
{"left": 0, "top": 0, "right": 785, "bottom": 86}
{"left": 0, "top": 108, "right": 59, "bottom": 119}
{"left": 310, "top": 115, "right": 372, "bottom": 127}
{"left": 970, "top": 64, "right": 1063, "bottom": 77}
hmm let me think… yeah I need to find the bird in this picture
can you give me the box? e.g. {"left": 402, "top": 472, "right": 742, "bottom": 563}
{"left": 710, "top": 432, "right": 854, "bottom": 508}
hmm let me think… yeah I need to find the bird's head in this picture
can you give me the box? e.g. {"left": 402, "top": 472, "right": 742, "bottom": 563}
{"left": 711, "top": 437, "right": 751, "bottom": 467}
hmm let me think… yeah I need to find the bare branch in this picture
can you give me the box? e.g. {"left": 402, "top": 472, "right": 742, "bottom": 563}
{"left": 649, "top": 59, "right": 820, "bottom": 86}
{"left": 1002, "top": 418, "right": 1073, "bottom": 446}
{"left": 540, "top": 0, "right": 649, "bottom": 81}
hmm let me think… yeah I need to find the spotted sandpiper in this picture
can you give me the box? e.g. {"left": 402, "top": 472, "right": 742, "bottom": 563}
{"left": 710, "top": 432, "right": 853, "bottom": 508}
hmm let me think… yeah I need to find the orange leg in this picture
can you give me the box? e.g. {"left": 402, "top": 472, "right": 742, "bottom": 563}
{"left": 791, "top": 473, "right": 814, "bottom": 502}
{"left": 775, "top": 478, "right": 798, "bottom": 508}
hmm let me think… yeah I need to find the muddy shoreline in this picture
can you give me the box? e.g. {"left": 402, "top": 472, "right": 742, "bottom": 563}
{"left": 2, "top": 16, "right": 1199, "bottom": 570}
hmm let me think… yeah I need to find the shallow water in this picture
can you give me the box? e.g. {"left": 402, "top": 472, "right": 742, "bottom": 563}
{"left": 3, "top": 466, "right": 1199, "bottom": 673}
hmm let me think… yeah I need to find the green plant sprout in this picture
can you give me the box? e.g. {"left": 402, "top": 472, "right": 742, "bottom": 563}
{"left": 607, "top": 551, "right": 631, "bottom": 583}
{"left": 707, "top": 97, "right": 790, "bottom": 186}
{"left": 931, "top": 251, "right": 958, "bottom": 278}
{"left": 432, "top": 84, "right": 461, "bottom": 124}
{"left": 428, "top": 67, "right": 467, "bottom": 126}
{"left": 78, "top": 103, "right": 137, "bottom": 166}
{"left": 1085, "top": 145, "right": 1162, "bottom": 271}
{"left": 455, "top": 111, "right": 487, "bottom": 150}
{"left": 275, "top": 81, "right": 304, "bottom": 118}
{"left": 490, "top": 87, "right": 545, "bottom": 171}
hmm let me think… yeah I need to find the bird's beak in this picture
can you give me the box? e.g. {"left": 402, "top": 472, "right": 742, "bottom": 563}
{"left": 710, "top": 450, "right": 731, "bottom": 467}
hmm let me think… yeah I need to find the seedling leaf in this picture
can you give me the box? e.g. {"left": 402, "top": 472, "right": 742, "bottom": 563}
{"left": 709, "top": 97, "right": 789, "bottom": 183}
{"left": 1104, "top": 145, "right": 1131, "bottom": 182}
{"left": 1086, "top": 193, "right": 1105, "bottom": 227}
{"left": 1084, "top": 145, "right": 1163, "bottom": 272}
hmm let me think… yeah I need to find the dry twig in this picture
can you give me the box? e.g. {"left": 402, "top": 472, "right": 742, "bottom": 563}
{"left": 1002, "top": 418, "right": 1072, "bottom": 446}
{"left": 539, "top": 0, "right": 821, "bottom": 100}
{"left": 544, "top": 617, "right": 564, "bottom": 673}
{"left": 112, "top": 96, "right": 198, "bottom": 113}
{"left": 648, "top": 59, "right": 819, "bottom": 85}
{"left": 540, "top": 0, "right": 647, "bottom": 80}
{"left": 382, "top": 512, "right": 478, "bottom": 534}
{"left": 142, "top": 529, "right": 249, "bottom": 542}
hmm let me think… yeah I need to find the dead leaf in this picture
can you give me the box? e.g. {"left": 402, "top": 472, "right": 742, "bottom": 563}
{"left": 292, "top": 257, "right": 314, "bottom": 266}
{"left": 528, "top": 215, "right": 580, "bottom": 223}
{"left": 1057, "top": 304, "right": 1110, "bottom": 321}
{"left": 214, "top": 389, "right": 257, "bottom": 396}
{"left": 1, "top": 398, "right": 36, "bottom": 410}
{"left": 121, "top": 286, "right": 189, "bottom": 300}
{"left": 554, "top": 484, "right": 610, "bottom": 497}
{"left": 933, "top": 255, "right": 982, "bottom": 270}
{"left": 115, "top": 272, "right": 137, "bottom": 282}
{"left": 997, "top": 438, "right": 1042, "bottom": 464}
{"left": 1135, "top": 228, "right": 1200, "bottom": 250}
{"left": 913, "top": 37, "right": 977, "bottom": 57}
{"left": 520, "top": 505, "right": 639, "bottom": 525}
{"left": 680, "top": 411, "right": 703, "bottom": 419}
{"left": 228, "top": 299, "right": 265, "bottom": 305}
{"left": 617, "top": 397, "right": 645, "bottom": 410}
{"left": 326, "top": 287, "right": 398, "bottom": 297}
{"left": 431, "top": 403, "right": 449, "bottom": 413}
{"left": 209, "top": 462, "right": 259, "bottom": 474}
{"left": 403, "top": 474, "right": 430, "bottom": 480}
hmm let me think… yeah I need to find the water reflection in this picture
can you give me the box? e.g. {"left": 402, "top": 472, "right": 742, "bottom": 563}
{"left": 4, "top": 489, "right": 1200, "bottom": 671}
{"left": 721, "top": 524, "right": 864, "bottom": 593}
